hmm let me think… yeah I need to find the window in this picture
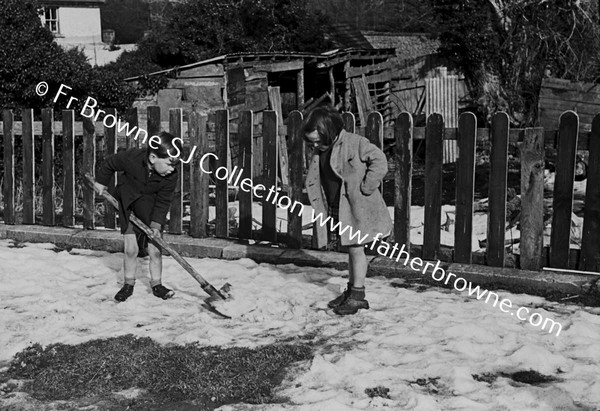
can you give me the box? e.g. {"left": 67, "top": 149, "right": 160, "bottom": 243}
{"left": 43, "top": 7, "right": 59, "bottom": 34}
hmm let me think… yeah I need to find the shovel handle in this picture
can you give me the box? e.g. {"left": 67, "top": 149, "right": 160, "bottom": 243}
{"left": 85, "top": 174, "right": 227, "bottom": 300}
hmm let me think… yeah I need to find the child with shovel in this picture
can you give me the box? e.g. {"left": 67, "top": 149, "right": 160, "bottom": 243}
{"left": 303, "top": 106, "right": 392, "bottom": 315}
{"left": 94, "top": 132, "right": 181, "bottom": 302}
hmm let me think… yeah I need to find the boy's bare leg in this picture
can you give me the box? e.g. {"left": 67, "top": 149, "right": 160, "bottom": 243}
{"left": 348, "top": 246, "right": 367, "bottom": 288}
{"left": 123, "top": 234, "right": 139, "bottom": 285}
{"left": 148, "top": 241, "right": 162, "bottom": 286}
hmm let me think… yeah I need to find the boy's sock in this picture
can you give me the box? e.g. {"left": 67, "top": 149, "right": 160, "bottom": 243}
{"left": 150, "top": 279, "right": 161, "bottom": 288}
{"left": 350, "top": 286, "right": 366, "bottom": 300}
{"left": 125, "top": 279, "right": 135, "bottom": 286}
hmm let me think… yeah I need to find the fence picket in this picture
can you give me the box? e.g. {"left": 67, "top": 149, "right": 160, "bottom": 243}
{"left": 579, "top": 114, "right": 600, "bottom": 271}
{"left": 520, "top": 128, "right": 545, "bottom": 270}
{"left": 342, "top": 112, "right": 355, "bottom": 133}
{"left": 215, "top": 110, "right": 230, "bottom": 238}
{"left": 147, "top": 106, "right": 161, "bottom": 138}
{"left": 455, "top": 112, "right": 477, "bottom": 264}
{"left": 83, "top": 117, "right": 96, "bottom": 229}
{"left": 487, "top": 112, "right": 510, "bottom": 267}
{"left": 394, "top": 112, "right": 412, "bottom": 249}
{"left": 42, "top": 109, "right": 55, "bottom": 226}
{"left": 104, "top": 108, "right": 117, "bottom": 229}
{"left": 189, "top": 112, "right": 209, "bottom": 238}
{"left": 262, "top": 110, "right": 278, "bottom": 242}
{"left": 550, "top": 111, "right": 579, "bottom": 268}
{"left": 287, "top": 110, "right": 304, "bottom": 248}
{"left": 168, "top": 108, "right": 183, "bottom": 234}
{"left": 366, "top": 112, "right": 384, "bottom": 195}
{"left": 2, "top": 110, "right": 15, "bottom": 224}
{"left": 62, "top": 110, "right": 75, "bottom": 227}
{"left": 238, "top": 110, "right": 254, "bottom": 240}
{"left": 423, "top": 113, "right": 444, "bottom": 260}
{"left": 126, "top": 107, "right": 139, "bottom": 149}
{"left": 22, "top": 109, "right": 35, "bottom": 224}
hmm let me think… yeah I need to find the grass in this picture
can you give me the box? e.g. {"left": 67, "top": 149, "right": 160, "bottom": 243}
{"left": 5, "top": 334, "right": 313, "bottom": 408}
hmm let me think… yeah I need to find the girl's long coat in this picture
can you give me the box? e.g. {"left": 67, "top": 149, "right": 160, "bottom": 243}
{"left": 305, "top": 130, "right": 392, "bottom": 247}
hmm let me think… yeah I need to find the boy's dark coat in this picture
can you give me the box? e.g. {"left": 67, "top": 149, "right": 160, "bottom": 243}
{"left": 96, "top": 148, "right": 178, "bottom": 233}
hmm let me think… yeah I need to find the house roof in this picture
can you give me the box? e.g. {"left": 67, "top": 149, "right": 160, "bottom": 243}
{"left": 362, "top": 31, "right": 440, "bottom": 59}
{"left": 124, "top": 48, "right": 396, "bottom": 81}
{"left": 40, "top": 0, "right": 105, "bottom": 6}
{"left": 327, "top": 23, "right": 373, "bottom": 49}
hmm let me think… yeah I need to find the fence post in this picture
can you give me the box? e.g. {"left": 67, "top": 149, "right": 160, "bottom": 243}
{"left": 104, "top": 108, "right": 117, "bottom": 229}
{"left": 42, "top": 108, "right": 55, "bottom": 226}
{"left": 423, "top": 113, "right": 444, "bottom": 260}
{"left": 287, "top": 110, "right": 304, "bottom": 248}
{"left": 549, "top": 111, "right": 579, "bottom": 268}
{"left": 189, "top": 111, "right": 209, "bottom": 238}
{"left": 487, "top": 112, "right": 510, "bottom": 267}
{"left": 22, "top": 109, "right": 35, "bottom": 224}
{"left": 238, "top": 110, "right": 254, "bottom": 240}
{"left": 579, "top": 114, "right": 600, "bottom": 271}
{"left": 454, "top": 112, "right": 477, "bottom": 264}
{"left": 82, "top": 117, "right": 96, "bottom": 229}
{"left": 262, "top": 110, "right": 278, "bottom": 242}
{"left": 147, "top": 106, "right": 161, "bottom": 138}
{"left": 62, "top": 110, "right": 75, "bottom": 227}
{"left": 394, "top": 112, "right": 412, "bottom": 249}
{"left": 2, "top": 110, "right": 15, "bottom": 224}
{"left": 168, "top": 108, "right": 183, "bottom": 234}
{"left": 215, "top": 109, "right": 230, "bottom": 238}
{"left": 520, "top": 127, "right": 545, "bottom": 270}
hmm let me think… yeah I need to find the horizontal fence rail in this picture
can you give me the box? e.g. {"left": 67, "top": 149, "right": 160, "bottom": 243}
{"left": 1, "top": 107, "right": 599, "bottom": 273}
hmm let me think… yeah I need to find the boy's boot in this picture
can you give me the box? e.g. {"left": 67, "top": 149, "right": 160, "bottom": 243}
{"left": 115, "top": 283, "right": 134, "bottom": 302}
{"left": 327, "top": 282, "right": 352, "bottom": 308}
{"left": 333, "top": 286, "right": 369, "bottom": 315}
{"left": 152, "top": 283, "right": 175, "bottom": 300}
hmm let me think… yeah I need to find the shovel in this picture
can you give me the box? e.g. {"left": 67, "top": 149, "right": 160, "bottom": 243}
{"left": 85, "top": 174, "right": 232, "bottom": 306}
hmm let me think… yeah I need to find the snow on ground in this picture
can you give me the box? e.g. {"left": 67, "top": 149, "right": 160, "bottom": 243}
{"left": 1, "top": 239, "right": 600, "bottom": 410}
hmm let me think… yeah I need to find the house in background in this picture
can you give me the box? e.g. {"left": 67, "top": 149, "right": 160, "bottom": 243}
{"left": 39, "top": 0, "right": 135, "bottom": 66}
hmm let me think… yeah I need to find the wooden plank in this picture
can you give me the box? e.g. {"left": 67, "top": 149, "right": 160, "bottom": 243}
{"left": 62, "top": 110, "right": 75, "bottom": 228}
{"left": 82, "top": 117, "right": 96, "bottom": 229}
{"left": 342, "top": 112, "right": 355, "bottom": 133}
{"left": 329, "top": 68, "right": 335, "bottom": 104}
{"left": 147, "top": 106, "right": 161, "bottom": 138}
{"left": 103, "top": 108, "right": 117, "bottom": 229}
{"left": 423, "top": 113, "right": 444, "bottom": 260}
{"left": 454, "top": 112, "right": 477, "bottom": 264}
{"left": 394, "top": 112, "right": 412, "bottom": 249}
{"left": 549, "top": 111, "right": 579, "bottom": 268}
{"left": 215, "top": 110, "right": 230, "bottom": 238}
{"left": 287, "top": 111, "right": 304, "bottom": 248}
{"left": 126, "top": 107, "right": 139, "bottom": 149}
{"left": 21, "top": 109, "right": 35, "bottom": 224}
{"left": 520, "top": 128, "right": 545, "bottom": 271}
{"left": 42, "top": 109, "right": 55, "bottom": 226}
{"left": 296, "top": 69, "right": 305, "bottom": 108}
{"left": 486, "top": 112, "right": 509, "bottom": 267}
{"left": 189, "top": 112, "right": 209, "bottom": 238}
{"left": 351, "top": 75, "right": 374, "bottom": 126}
{"left": 2, "top": 110, "right": 15, "bottom": 224}
{"left": 365, "top": 112, "right": 384, "bottom": 195}
{"left": 238, "top": 110, "right": 253, "bottom": 240}
{"left": 347, "top": 61, "right": 392, "bottom": 77}
{"left": 267, "top": 86, "right": 289, "bottom": 187}
{"left": 262, "top": 111, "right": 278, "bottom": 242}
{"left": 168, "top": 108, "right": 183, "bottom": 234}
{"left": 579, "top": 114, "right": 600, "bottom": 271}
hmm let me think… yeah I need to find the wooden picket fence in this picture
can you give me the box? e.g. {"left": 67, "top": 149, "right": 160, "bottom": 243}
{"left": 1, "top": 107, "right": 599, "bottom": 273}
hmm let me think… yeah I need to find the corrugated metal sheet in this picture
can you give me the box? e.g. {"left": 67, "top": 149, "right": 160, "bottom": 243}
{"left": 426, "top": 71, "right": 458, "bottom": 163}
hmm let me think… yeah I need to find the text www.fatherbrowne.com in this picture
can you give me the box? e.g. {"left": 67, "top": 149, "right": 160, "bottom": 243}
{"left": 198, "top": 153, "right": 563, "bottom": 338}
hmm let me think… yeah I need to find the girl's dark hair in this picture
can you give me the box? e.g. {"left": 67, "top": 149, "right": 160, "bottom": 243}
{"left": 147, "top": 131, "right": 183, "bottom": 158}
{"left": 302, "top": 105, "right": 345, "bottom": 146}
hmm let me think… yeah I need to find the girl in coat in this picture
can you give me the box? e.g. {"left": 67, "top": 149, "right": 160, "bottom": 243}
{"left": 303, "top": 106, "right": 392, "bottom": 315}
